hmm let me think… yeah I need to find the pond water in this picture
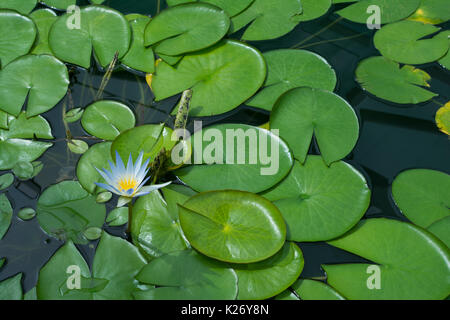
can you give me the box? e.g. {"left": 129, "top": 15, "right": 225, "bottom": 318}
{"left": 0, "top": 0, "right": 449, "bottom": 294}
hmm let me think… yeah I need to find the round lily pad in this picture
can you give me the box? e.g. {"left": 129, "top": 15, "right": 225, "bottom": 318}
{"left": 81, "top": 100, "right": 136, "bottom": 141}
{"left": 48, "top": 5, "right": 131, "bottom": 68}
{"left": 36, "top": 180, "right": 106, "bottom": 243}
{"left": 0, "top": 193, "right": 12, "bottom": 240}
{"left": 437, "top": 31, "right": 450, "bottom": 69}
{"left": 0, "top": 139, "right": 52, "bottom": 171}
{"left": 230, "top": 0, "right": 302, "bottom": 41}
{"left": 67, "top": 139, "right": 88, "bottom": 154}
{"left": 135, "top": 249, "right": 238, "bottom": 300}
{"left": 30, "top": 9, "right": 58, "bottom": 55}
{"left": 324, "top": 218, "right": 450, "bottom": 299}
{"left": 12, "top": 161, "right": 34, "bottom": 180}
{"left": 427, "top": 216, "right": 450, "bottom": 247}
{"left": 152, "top": 40, "right": 266, "bottom": 117}
{"left": 355, "top": 56, "right": 437, "bottom": 104}
{"left": 179, "top": 190, "right": 286, "bottom": 263}
{"left": 106, "top": 207, "right": 128, "bottom": 226}
{"left": 5, "top": 112, "right": 53, "bottom": 139}
{"left": 292, "top": 279, "right": 345, "bottom": 300}
{"left": 175, "top": 123, "right": 293, "bottom": 193}
{"left": 144, "top": 3, "right": 230, "bottom": 57}
{"left": 18, "top": 207, "right": 36, "bottom": 221}
{"left": 436, "top": 102, "right": 450, "bottom": 135}
{"left": 291, "top": 0, "right": 331, "bottom": 22}
{"left": 40, "top": 0, "right": 76, "bottom": 10}
{"left": 0, "top": 173, "right": 14, "bottom": 190}
{"left": 262, "top": 156, "right": 371, "bottom": 242}
{"left": 374, "top": 20, "right": 448, "bottom": 65}
{"left": 270, "top": 87, "right": 359, "bottom": 165}
{"left": 0, "top": 10, "right": 36, "bottom": 68}
{"left": 247, "top": 49, "right": 337, "bottom": 111}
{"left": 167, "top": 0, "right": 254, "bottom": 17}
{"left": 0, "top": 0, "right": 37, "bottom": 14}
{"left": 0, "top": 54, "right": 69, "bottom": 117}
{"left": 408, "top": 0, "right": 450, "bottom": 25}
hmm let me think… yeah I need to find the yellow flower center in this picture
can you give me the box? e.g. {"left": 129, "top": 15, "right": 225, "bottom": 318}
{"left": 118, "top": 177, "right": 138, "bottom": 192}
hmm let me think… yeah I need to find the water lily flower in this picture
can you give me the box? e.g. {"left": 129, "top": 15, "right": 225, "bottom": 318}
{"left": 95, "top": 151, "right": 171, "bottom": 206}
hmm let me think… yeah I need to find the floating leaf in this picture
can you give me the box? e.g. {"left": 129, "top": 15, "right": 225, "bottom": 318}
{"left": 49, "top": 5, "right": 131, "bottom": 68}
{"left": 230, "top": 0, "right": 302, "bottom": 41}
{"left": 37, "top": 232, "right": 146, "bottom": 299}
{"left": 0, "top": 193, "right": 12, "bottom": 240}
{"left": 233, "top": 242, "right": 304, "bottom": 299}
{"left": 30, "top": 9, "right": 58, "bottom": 55}
{"left": 40, "top": 0, "right": 76, "bottom": 10}
{"left": 0, "top": 10, "right": 36, "bottom": 68}
{"left": 355, "top": 56, "right": 437, "bottom": 104}
{"left": 175, "top": 123, "right": 293, "bottom": 193}
{"left": 247, "top": 49, "right": 336, "bottom": 111}
{"left": 0, "top": 110, "right": 6, "bottom": 129}
{"left": 437, "top": 31, "right": 450, "bottom": 69}
{"left": 106, "top": 207, "right": 128, "bottom": 226}
{"left": 167, "top": 0, "right": 254, "bottom": 17}
{"left": 135, "top": 250, "right": 238, "bottom": 300}
{"left": 83, "top": 227, "right": 102, "bottom": 240}
{"left": 436, "top": 102, "right": 450, "bottom": 135}
{"left": 76, "top": 142, "right": 113, "bottom": 194}
{"left": 0, "top": 0, "right": 37, "bottom": 14}
{"left": 0, "top": 54, "right": 69, "bottom": 117}
{"left": 81, "top": 100, "right": 136, "bottom": 141}
{"left": 179, "top": 190, "right": 286, "bottom": 263}
{"left": 152, "top": 40, "right": 266, "bottom": 117}
{"left": 0, "top": 273, "right": 22, "bottom": 300}
{"left": 5, "top": 112, "right": 53, "bottom": 139}
{"left": 67, "top": 139, "right": 89, "bottom": 154}
{"left": 374, "top": 20, "right": 448, "bottom": 65}
{"left": 36, "top": 181, "right": 106, "bottom": 243}
{"left": 0, "top": 173, "right": 13, "bottom": 190}
{"left": 18, "top": 207, "right": 36, "bottom": 221}
{"left": 291, "top": 279, "right": 346, "bottom": 300}
{"left": 262, "top": 156, "right": 371, "bottom": 242}
{"left": 64, "top": 108, "right": 84, "bottom": 123}
{"left": 12, "top": 161, "right": 34, "bottom": 180}
{"left": 408, "top": 0, "right": 450, "bottom": 25}
{"left": 291, "top": 0, "right": 331, "bottom": 22}
{"left": 144, "top": 3, "right": 230, "bottom": 57}
{"left": 323, "top": 218, "right": 450, "bottom": 299}
{"left": 270, "top": 87, "right": 359, "bottom": 165}
{"left": 427, "top": 216, "right": 450, "bottom": 247}
{"left": 96, "top": 191, "right": 112, "bottom": 203}
{"left": 337, "top": 0, "right": 421, "bottom": 24}
{"left": 23, "top": 287, "right": 37, "bottom": 300}
{"left": 0, "top": 139, "right": 52, "bottom": 170}
{"left": 121, "top": 14, "right": 154, "bottom": 73}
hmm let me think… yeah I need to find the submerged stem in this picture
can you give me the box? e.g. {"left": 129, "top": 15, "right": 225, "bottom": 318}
{"left": 96, "top": 51, "right": 119, "bottom": 101}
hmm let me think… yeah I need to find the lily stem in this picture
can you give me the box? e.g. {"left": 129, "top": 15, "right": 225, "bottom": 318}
{"left": 126, "top": 201, "right": 133, "bottom": 235}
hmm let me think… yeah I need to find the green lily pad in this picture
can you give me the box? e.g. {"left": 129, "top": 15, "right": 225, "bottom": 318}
{"left": 4, "top": 112, "right": 53, "bottom": 140}
{"left": 12, "top": 161, "right": 34, "bottom": 180}
{"left": 131, "top": 186, "right": 192, "bottom": 260}
{"left": 106, "top": 207, "right": 128, "bottom": 226}
{"left": 152, "top": 40, "right": 266, "bottom": 117}
{"left": 408, "top": 0, "right": 450, "bottom": 25}
{"left": 374, "top": 20, "right": 448, "bottom": 65}
{"left": 135, "top": 249, "right": 238, "bottom": 300}
{"left": 392, "top": 169, "right": 449, "bottom": 228}
{"left": 292, "top": 279, "right": 346, "bottom": 300}
{"left": 270, "top": 87, "right": 359, "bottom": 165}
{"left": 323, "top": 218, "right": 450, "bottom": 299}
{"left": 64, "top": 108, "right": 84, "bottom": 123}
{"left": 48, "top": 5, "right": 131, "bottom": 69}
{"left": 274, "top": 290, "right": 299, "bottom": 300}
{"left": 427, "top": 216, "right": 450, "bottom": 247}
{"left": 0, "top": 110, "right": 6, "bottom": 129}
{"left": 337, "top": 0, "right": 421, "bottom": 24}
{"left": 37, "top": 232, "right": 146, "bottom": 300}
{"left": 81, "top": 100, "right": 136, "bottom": 141}
{"left": 0, "top": 273, "right": 22, "bottom": 300}
{"left": 0, "top": 10, "right": 36, "bottom": 68}
{"left": 247, "top": 49, "right": 336, "bottom": 111}
{"left": 233, "top": 242, "right": 304, "bottom": 299}
{"left": 0, "top": 139, "right": 52, "bottom": 170}
{"left": 0, "top": 0, "right": 37, "bottom": 14}
{"left": 23, "top": 287, "right": 37, "bottom": 300}
{"left": 67, "top": 139, "right": 89, "bottom": 154}
{"left": 83, "top": 226, "right": 102, "bottom": 240}
{"left": 262, "top": 156, "right": 371, "bottom": 242}
{"left": 121, "top": 14, "right": 154, "bottom": 73}
{"left": 0, "top": 54, "right": 69, "bottom": 117}
{"left": 40, "top": 0, "right": 76, "bottom": 10}
{"left": 30, "top": 9, "right": 58, "bottom": 55}
{"left": 175, "top": 123, "right": 293, "bottom": 193}
{"left": 18, "top": 207, "right": 36, "bottom": 221}
{"left": 76, "top": 142, "right": 113, "bottom": 194}
{"left": 230, "top": 0, "right": 302, "bottom": 41}
{"left": 144, "top": 3, "right": 230, "bottom": 57}
{"left": 291, "top": 0, "right": 331, "bottom": 22}
{"left": 0, "top": 173, "right": 14, "bottom": 190}
{"left": 96, "top": 191, "right": 112, "bottom": 203}
{"left": 179, "top": 190, "right": 286, "bottom": 263}
{"left": 437, "top": 31, "right": 450, "bottom": 69}
{"left": 167, "top": 0, "right": 254, "bottom": 17}
{"left": 0, "top": 193, "right": 12, "bottom": 240}
{"left": 36, "top": 180, "right": 106, "bottom": 243}
{"left": 355, "top": 56, "right": 437, "bottom": 104}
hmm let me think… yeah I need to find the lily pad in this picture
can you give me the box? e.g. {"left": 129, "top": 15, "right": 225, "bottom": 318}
{"left": 64, "top": 108, "right": 84, "bottom": 123}
{"left": 270, "top": 87, "right": 359, "bottom": 165}
{"left": 30, "top": 9, "right": 58, "bottom": 55}
{"left": 262, "top": 156, "right": 371, "bottom": 242}
{"left": 292, "top": 279, "right": 346, "bottom": 300}
{"left": 81, "top": 100, "right": 136, "bottom": 141}
{"left": 0, "top": 10, "right": 36, "bottom": 68}
{"left": 96, "top": 191, "right": 112, "bottom": 203}
{"left": 0, "top": 273, "right": 22, "bottom": 300}
{"left": 0, "top": 193, "right": 12, "bottom": 240}
{"left": 121, "top": 14, "right": 154, "bottom": 73}
{"left": 408, "top": 0, "right": 450, "bottom": 25}
{"left": 37, "top": 232, "right": 146, "bottom": 300}
{"left": 233, "top": 242, "right": 304, "bottom": 299}
{"left": 323, "top": 218, "right": 450, "bottom": 299}
{"left": 436, "top": 102, "right": 450, "bottom": 135}
{"left": 0, "top": 173, "right": 14, "bottom": 190}
{"left": 337, "top": 0, "right": 421, "bottom": 24}
{"left": 4, "top": 112, "right": 53, "bottom": 139}
{"left": 76, "top": 142, "right": 113, "bottom": 194}
{"left": 355, "top": 56, "right": 437, "bottom": 104}
{"left": 291, "top": 0, "right": 331, "bottom": 22}
{"left": 0, "top": 54, "right": 69, "bottom": 117}
{"left": 175, "top": 123, "right": 293, "bottom": 193}
{"left": 0, "top": 139, "right": 52, "bottom": 170}
{"left": 83, "top": 226, "right": 102, "bottom": 240}
{"left": 152, "top": 40, "right": 266, "bottom": 117}
{"left": 374, "top": 20, "right": 448, "bottom": 65}
{"left": 167, "top": 0, "right": 254, "bottom": 17}
{"left": 36, "top": 180, "right": 106, "bottom": 243}
{"left": 0, "top": 0, "right": 37, "bottom": 14}
{"left": 135, "top": 249, "right": 238, "bottom": 300}
{"left": 12, "top": 161, "right": 34, "bottom": 180}
{"left": 67, "top": 139, "right": 88, "bottom": 154}
{"left": 106, "top": 207, "right": 128, "bottom": 226}
{"left": 40, "top": 0, "right": 76, "bottom": 10}
{"left": 437, "top": 31, "right": 450, "bottom": 69}
{"left": 230, "top": 0, "right": 302, "bottom": 41}
{"left": 427, "top": 216, "right": 450, "bottom": 247}
{"left": 18, "top": 207, "right": 36, "bottom": 221}
{"left": 179, "top": 190, "right": 286, "bottom": 263}
{"left": 48, "top": 5, "right": 131, "bottom": 69}
{"left": 392, "top": 169, "right": 449, "bottom": 229}
{"left": 144, "top": 3, "right": 230, "bottom": 57}
{"left": 247, "top": 49, "right": 336, "bottom": 111}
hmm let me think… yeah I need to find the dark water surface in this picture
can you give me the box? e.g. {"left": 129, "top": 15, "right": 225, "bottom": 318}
{"left": 0, "top": 1, "right": 449, "bottom": 294}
